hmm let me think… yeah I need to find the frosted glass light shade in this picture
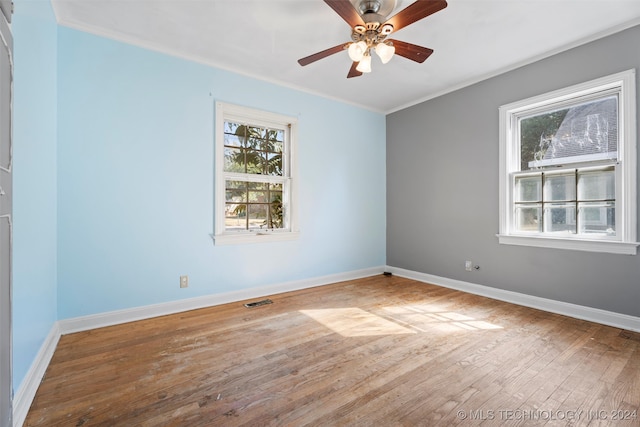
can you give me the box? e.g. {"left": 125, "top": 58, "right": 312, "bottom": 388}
{"left": 348, "top": 41, "right": 367, "bottom": 62}
{"left": 356, "top": 54, "right": 372, "bottom": 73}
{"left": 375, "top": 42, "right": 395, "bottom": 64}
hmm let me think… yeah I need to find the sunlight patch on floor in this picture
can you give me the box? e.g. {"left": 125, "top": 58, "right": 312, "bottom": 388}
{"left": 300, "top": 308, "right": 416, "bottom": 337}
{"left": 381, "top": 305, "right": 503, "bottom": 332}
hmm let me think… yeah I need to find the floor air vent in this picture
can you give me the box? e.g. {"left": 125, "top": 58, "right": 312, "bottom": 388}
{"left": 244, "top": 299, "right": 273, "bottom": 308}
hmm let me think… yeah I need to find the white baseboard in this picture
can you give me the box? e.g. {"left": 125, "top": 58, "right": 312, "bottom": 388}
{"left": 387, "top": 266, "right": 640, "bottom": 333}
{"left": 14, "top": 266, "right": 384, "bottom": 426}
{"left": 19, "top": 264, "right": 637, "bottom": 427}
{"left": 58, "top": 266, "right": 385, "bottom": 334}
{"left": 13, "top": 322, "right": 61, "bottom": 427}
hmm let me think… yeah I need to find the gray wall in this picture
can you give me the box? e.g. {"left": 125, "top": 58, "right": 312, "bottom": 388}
{"left": 387, "top": 25, "right": 640, "bottom": 318}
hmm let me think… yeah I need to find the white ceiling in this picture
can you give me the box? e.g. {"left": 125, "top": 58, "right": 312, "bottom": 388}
{"left": 51, "top": 0, "right": 640, "bottom": 114}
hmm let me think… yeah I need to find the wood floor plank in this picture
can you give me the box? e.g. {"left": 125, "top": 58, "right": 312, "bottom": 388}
{"left": 24, "top": 276, "right": 640, "bottom": 426}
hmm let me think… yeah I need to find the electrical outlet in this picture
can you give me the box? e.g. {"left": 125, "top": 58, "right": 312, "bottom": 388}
{"left": 465, "top": 261, "right": 473, "bottom": 272}
{"left": 180, "top": 275, "right": 189, "bottom": 288}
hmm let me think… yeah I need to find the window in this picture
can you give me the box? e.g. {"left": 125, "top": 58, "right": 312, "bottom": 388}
{"left": 498, "top": 69, "right": 637, "bottom": 254}
{"left": 213, "top": 102, "right": 298, "bottom": 245}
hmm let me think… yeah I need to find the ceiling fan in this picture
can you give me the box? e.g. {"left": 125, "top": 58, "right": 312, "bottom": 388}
{"left": 298, "top": 0, "right": 448, "bottom": 78}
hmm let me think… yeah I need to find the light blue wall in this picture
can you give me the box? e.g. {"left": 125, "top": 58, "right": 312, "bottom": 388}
{"left": 10, "top": 3, "right": 385, "bottom": 394}
{"left": 57, "top": 28, "right": 386, "bottom": 319}
{"left": 12, "top": 0, "right": 58, "bottom": 389}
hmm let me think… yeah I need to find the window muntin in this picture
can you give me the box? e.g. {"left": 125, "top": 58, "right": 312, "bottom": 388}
{"left": 213, "top": 102, "right": 298, "bottom": 245}
{"left": 513, "top": 167, "right": 615, "bottom": 237}
{"left": 225, "top": 180, "right": 285, "bottom": 231}
{"left": 223, "top": 123, "right": 284, "bottom": 176}
{"left": 498, "top": 69, "right": 637, "bottom": 254}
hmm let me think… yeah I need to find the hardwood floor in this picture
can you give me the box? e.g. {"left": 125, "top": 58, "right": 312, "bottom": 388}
{"left": 25, "top": 275, "right": 640, "bottom": 426}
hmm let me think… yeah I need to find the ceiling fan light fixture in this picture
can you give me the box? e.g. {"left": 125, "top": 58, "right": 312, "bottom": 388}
{"left": 375, "top": 42, "right": 395, "bottom": 64}
{"left": 354, "top": 24, "right": 366, "bottom": 35}
{"left": 348, "top": 40, "right": 368, "bottom": 62}
{"left": 358, "top": 0, "right": 381, "bottom": 14}
{"left": 380, "top": 24, "right": 394, "bottom": 35}
{"left": 356, "top": 53, "right": 372, "bottom": 73}
{"left": 297, "top": 0, "right": 448, "bottom": 78}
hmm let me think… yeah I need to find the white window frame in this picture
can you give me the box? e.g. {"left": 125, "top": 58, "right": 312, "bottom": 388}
{"left": 498, "top": 69, "right": 638, "bottom": 255}
{"left": 212, "top": 102, "right": 299, "bottom": 245}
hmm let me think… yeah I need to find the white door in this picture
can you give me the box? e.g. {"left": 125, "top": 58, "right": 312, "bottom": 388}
{"left": 0, "top": 10, "right": 12, "bottom": 427}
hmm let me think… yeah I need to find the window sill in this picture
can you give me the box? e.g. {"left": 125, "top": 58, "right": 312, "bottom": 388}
{"left": 211, "top": 231, "right": 300, "bottom": 246}
{"left": 497, "top": 234, "right": 638, "bottom": 255}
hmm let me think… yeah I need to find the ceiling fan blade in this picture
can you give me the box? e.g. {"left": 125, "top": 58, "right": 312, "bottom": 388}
{"left": 298, "top": 43, "right": 348, "bottom": 66}
{"left": 383, "top": 0, "right": 447, "bottom": 33}
{"left": 389, "top": 39, "right": 434, "bottom": 63}
{"left": 324, "top": 0, "right": 365, "bottom": 28}
{"left": 347, "top": 62, "right": 363, "bottom": 78}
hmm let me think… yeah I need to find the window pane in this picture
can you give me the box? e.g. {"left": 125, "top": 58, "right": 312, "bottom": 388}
{"left": 248, "top": 183, "right": 267, "bottom": 199}
{"left": 265, "top": 152, "right": 283, "bottom": 176}
{"left": 521, "top": 96, "right": 618, "bottom": 170}
{"left": 268, "top": 183, "right": 284, "bottom": 229}
{"left": 249, "top": 184, "right": 267, "bottom": 203}
{"left": 224, "top": 147, "right": 244, "bottom": 172}
{"left": 224, "top": 133, "right": 243, "bottom": 147}
{"left": 224, "top": 182, "right": 251, "bottom": 231}
{"left": 578, "top": 202, "right": 615, "bottom": 235}
{"left": 273, "top": 129, "right": 284, "bottom": 143}
{"left": 248, "top": 190, "right": 267, "bottom": 203}
{"left": 515, "top": 205, "right": 541, "bottom": 232}
{"left": 245, "top": 148, "right": 263, "bottom": 174}
{"left": 578, "top": 168, "right": 615, "bottom": 201}
{"left": 268, "top": 203, "right": 284, "bottom": 229}
{"left": 261, "top": 129, "right": 283, "bottom": 149}
{"left": 247, "top": 127, "right": 263, "bottom": 145}
{"left": 225, "top": 203, "right": 246, "bottom": 230}
{"left": 263, "top": 138, "right": 283, "bottom": 154}
{"left": 247, "top": 204, "right": 268, "bottom": 230}
{"left": 224, "top": 121, "right": 241, "bottom": 137}
{"left": 225, "top": 181, "right": 246, "bottom": 203}
{"left": 515, "top": 175, "right": 541, "bottom": 202}
{"left": 225, "top": 122, "right": 252, "bottom": 148}
{"left": 544, "top": 203, "right": 576, "bottom": 234}
{"left": 261, "top": 129, "right": 284, "bottom": 176}
{"left": 269, "top": 183, "right": 283, "bottom": 202}
{"left": 520, "top": 108, "right": 569, "bottom": 171}
{"left": 544, "top": 173, "right": 576, "bottom": 202}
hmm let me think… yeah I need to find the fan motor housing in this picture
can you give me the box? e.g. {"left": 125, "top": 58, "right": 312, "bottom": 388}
{"left": 350, "top": 0, "right": 398, "bottom": 19}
